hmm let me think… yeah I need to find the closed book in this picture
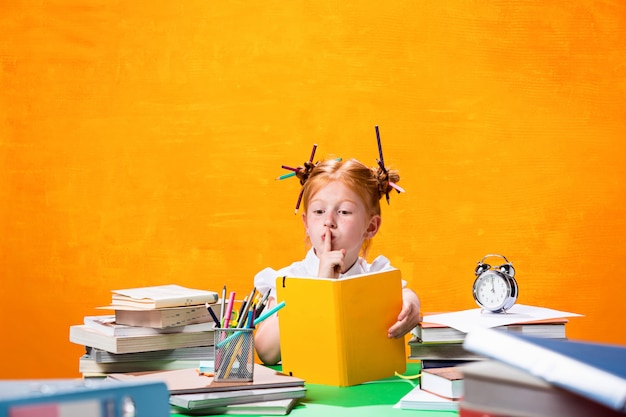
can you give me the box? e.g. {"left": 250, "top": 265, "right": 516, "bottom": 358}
{"left": 276, "top": 269, "right": 406, "bottom": 386}
{"left": 169, "top": 386, "right": 306, "bottom": 410}
{"left": 421, "top": 366, "right": 463, "bottom": 400}
{"left": 395, "top": 385, "right": 459, "bottom": 411}
{"left": 108, "top": 364, "right": 305, "bottom": 395}
{"left": 416, "top": 317, "right": 568, "bottom": 344}
{"left": 463, "top": 327, "right": 626, "bottom": 412}
{"left": 79, "top": 354, "right": 207, "bottom": 375}
{"left": 112, "top": 304, "right": 218, "bottom": 328}
{"left": 460, "top": 360, "right": 625, "bottom": 417}
{"left": 0, "top": 379, "right": 170, "bottom": 417}
{"left": 110, "top": 284, "right": 219, "bottom": 309}
{"left": 69, "top": 325, "right": 213, "bottom": 354}
{"left": 459, "top": 402, "right": 518, "bottom": 417}
{"left": 408, "top": 341, "right": 485, "bottom": 361}
{"left": 84, "top": 315, "right": 215, "bottom": 337}
{"left": 171, "top": 398, "right": 300, "bottom": 416}
{"left": 86, "top": 345, "right": 213, "bottom": 363}
{"left": 421, "top": 359, "right": 477, "bottom": 369}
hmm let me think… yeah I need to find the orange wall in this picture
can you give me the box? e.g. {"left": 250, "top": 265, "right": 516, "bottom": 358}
{"left": 2, "top": 1, "right": 625, "bottom": 378}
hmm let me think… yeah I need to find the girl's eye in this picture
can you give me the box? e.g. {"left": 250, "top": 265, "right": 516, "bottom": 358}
{"left": 338, "top": 210, "right": 351, "bottom": 215}
{"left": 313, "top": 209, "right": 325, "bottom": 215}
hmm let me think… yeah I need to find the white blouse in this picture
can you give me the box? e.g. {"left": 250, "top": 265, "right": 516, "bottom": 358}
{"left": 253, "top": 247, "right": 401, "bottom": 300}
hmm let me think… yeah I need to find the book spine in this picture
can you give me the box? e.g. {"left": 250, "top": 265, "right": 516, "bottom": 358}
{"left": 335, "top": 281, "right": 349, "bottom": 387}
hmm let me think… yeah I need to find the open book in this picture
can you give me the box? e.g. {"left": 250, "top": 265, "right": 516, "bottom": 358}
{"left": 276, "top": 268, "right": 406, "bottom": 386}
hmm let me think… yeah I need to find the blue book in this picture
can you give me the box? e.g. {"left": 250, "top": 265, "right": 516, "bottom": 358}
{"left": 0, "top": 379, "right": 170, "bottom": 417}
{"left": 463, "top": 327, "right": 626, "bottom": 412}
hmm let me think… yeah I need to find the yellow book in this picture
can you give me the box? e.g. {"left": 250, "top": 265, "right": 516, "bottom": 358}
{"left": 275, "top": 268, "right": 406, "bottom": 386}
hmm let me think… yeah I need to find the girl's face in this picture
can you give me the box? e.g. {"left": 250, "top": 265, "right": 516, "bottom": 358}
{"left": 302, "top": 181, "right": 380, "bottom": 265}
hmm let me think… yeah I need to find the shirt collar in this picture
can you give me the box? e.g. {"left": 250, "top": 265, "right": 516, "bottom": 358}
{"left": 304, "top": 247, "right": 367, "bottom": 278}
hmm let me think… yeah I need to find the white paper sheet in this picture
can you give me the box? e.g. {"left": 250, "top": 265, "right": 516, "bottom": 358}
{"left": 422, "top": 304, "right": 583, "bottom": 334}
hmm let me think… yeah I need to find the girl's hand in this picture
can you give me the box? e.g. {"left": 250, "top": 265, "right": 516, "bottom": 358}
{"left": 317, "top": 227, "right": 346, "bottom": 278}
{"left": 387, "top": 288, "right": 422, "bottom": 338}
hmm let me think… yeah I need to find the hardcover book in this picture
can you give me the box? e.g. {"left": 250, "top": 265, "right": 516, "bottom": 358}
{"left": 276, "top": 269, "right": 406, "bottom": 386}
{"left": 421, "top": 366, "right": 464, "bottom": 400}
{"left": 408, "top": 341, "right": 485, "bottom": 361}
{"left": 169, "top": 386, "right": 306, "bottom": 411}
{"left": 463, "top": 327, "right": 626, "bottom": 412}
{"left": 0, "top": 379, "right": 170, "bottom": 417}
{"left": 395, "top": 385, "right": 458, "bottom": 411}
{"left": 174, "top": 397, "right": 301, "bottom": 416}
{"left": 415, "top": 317, "right": 568, "bottom": 344}
{"left": 460, "top": 359, "right": 625, "bottom": 417}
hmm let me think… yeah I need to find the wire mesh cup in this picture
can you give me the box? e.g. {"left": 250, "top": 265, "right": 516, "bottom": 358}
{"left": 213, "top": 328, "right": 255, "bottom": 382}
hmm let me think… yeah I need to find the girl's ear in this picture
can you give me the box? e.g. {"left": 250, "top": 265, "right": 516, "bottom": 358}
{"left": 364, "top": 215, "right": 382, "bottom": 239}
{"left": 302, "top": 212, "right": 309, "bottom": 236}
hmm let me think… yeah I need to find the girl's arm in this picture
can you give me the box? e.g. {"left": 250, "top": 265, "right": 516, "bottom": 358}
{"left": 253, "top": 297, "right": 282, "bottom": 365}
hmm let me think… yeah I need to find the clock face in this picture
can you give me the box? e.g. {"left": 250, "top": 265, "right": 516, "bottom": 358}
{"left": 473, "top": 270, "right": 512, "bottom": 311}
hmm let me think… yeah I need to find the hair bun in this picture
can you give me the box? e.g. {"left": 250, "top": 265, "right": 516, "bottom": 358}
{"left": 375, "top": 164, "right": 401, "bottom": 203}
{"left": 295, "top": 161, "right": 318, "bottom": 186}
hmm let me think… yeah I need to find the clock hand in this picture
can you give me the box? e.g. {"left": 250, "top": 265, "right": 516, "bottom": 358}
{"left": 490, "top": 276, "right": 495, "bottom": 293}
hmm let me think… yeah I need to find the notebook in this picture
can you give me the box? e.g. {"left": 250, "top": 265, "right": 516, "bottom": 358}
{"left": 276, "top": 268, "right": 406, "bottom": 386}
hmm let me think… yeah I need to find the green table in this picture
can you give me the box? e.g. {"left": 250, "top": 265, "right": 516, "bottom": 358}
{"left": 172, "top": 363, "right": 459, "bottom": 416}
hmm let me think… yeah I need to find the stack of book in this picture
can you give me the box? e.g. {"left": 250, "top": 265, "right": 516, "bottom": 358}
{"left": 69, "top": 284, "right": 222, "bottom": 378}
{"left": 395, "top": 366, "right": 463, "bottom": 412}
{"left": 410, "top": 307, "right": 573, "bottom": 370}
{"left": 397, "top": 305, "right": 583, "bottom": 412}
{"left": 460, "top": 327, "right": 626, "bottom": 417}
{"left": 108, "top": 363, "right": 306, "bottom": 415}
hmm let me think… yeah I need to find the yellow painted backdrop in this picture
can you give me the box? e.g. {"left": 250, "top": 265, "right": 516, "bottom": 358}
{"left": 2, "top": 1, "right": 625, "bottom": 378}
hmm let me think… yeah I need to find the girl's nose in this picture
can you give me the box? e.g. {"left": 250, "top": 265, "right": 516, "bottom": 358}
{"left": 324, "top": 214, "right": 336, "bottom": 228}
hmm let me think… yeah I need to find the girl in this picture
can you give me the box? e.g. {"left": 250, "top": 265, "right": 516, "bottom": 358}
{"left": 254, "top": 157, "right": 421, "bottom": 365}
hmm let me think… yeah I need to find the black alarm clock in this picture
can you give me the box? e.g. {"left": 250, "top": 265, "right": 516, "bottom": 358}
{"left": 472, "top": 254, "right": 518, "bottom": 313}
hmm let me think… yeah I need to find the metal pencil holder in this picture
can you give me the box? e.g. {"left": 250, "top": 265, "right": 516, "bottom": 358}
{"left": 213, "top": 328, "right": 255, "bottom": 382}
